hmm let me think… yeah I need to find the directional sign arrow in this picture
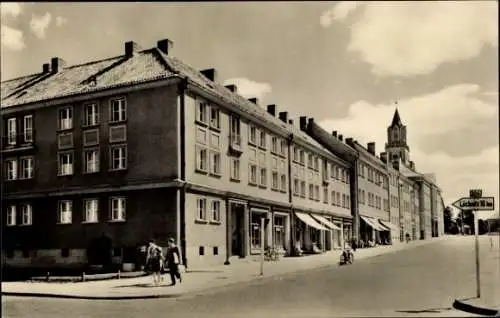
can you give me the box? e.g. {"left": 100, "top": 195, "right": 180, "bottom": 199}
{"left": 452, "top": 197, "right": 495, "bottom": 211}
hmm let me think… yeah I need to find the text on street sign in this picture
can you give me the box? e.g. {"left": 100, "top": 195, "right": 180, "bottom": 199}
{"left": 452, "top": 197, "right": 495, "bottom": 211}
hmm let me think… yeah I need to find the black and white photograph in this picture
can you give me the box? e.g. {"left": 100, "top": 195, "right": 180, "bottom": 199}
{"left": 1, "top": 1, "right": 499, "bottom": 317}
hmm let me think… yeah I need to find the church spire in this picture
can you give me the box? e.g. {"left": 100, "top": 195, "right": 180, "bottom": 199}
{"left": 391, "top": 104, "right": 402, "bottom": 127}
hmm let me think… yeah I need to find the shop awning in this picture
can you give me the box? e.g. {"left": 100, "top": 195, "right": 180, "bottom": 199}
{"left": 295, "top": 212, "right": 329, "bottom": 231}
{"left": 379, "top": 220, "right": 398, "bottom": 231}
{"left": 311, "top": 214, "right": 341, "bottom": 230}
{"left": 360, "top": 215, "right": 387, "bottom": 231}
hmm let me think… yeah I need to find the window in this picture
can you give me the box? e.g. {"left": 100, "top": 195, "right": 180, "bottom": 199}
{"left": 299, "top": 150, "right": 305, "bottom": 165}
{"left": 197, "top": 102, "right": 208, "bottom": 124}
{"left": 61, "top": 248, "right": 70, "bottom": 258}
{"left": 23, "top": 115, "right": 33, "bottom": 142}
{"left": 209, "top": 106, "right": 220, "bottom": 129}
{"left": 249, "top": 125, "right": 257, "bottom": 145}
{"left": 293, "top": 147, "right": 299, "bottom": 162}
{"left": 196, "top": 135, "right": 208, "bottom": 172}
{"left": 5, "top": 159, "right": 17, "bottom": 180}
{"left": 292, "top": 178, "right": 299, "bottom": 196}
{"left": 323, "top": 188, "right": 329, "bottom": 204}
{"left": 272, "top": 171, "right": 279, "bottom": 190}
{"left": 6, "top": 205, "right": 16, "bottom": 226}
{"left": 58, "top": 200, "right": 73, "bottom": 224}
{"left": 230, "top": 116, "right": 241, "bottom": 146}
{"left": 336, "top": 192, "right": 341, "bottom": 206}
{"left": 259, "top": 168, "right": 267, "bottom": 187}
{"left": 308, "top": 184, "right": 314, "bottom": 199}
{"left": 21, "top": 204, "right": 32, "bottom": 225}
{"left": 213, "top": 246, "right": 219, "bottom": 255}
{"left": 336, "top": 167, "right": 341, "bottom": 180}
{"left": 82, "top": 149, "right": 99, "bottom": 173}
{"left": 196, "top": 198, "right": 207, "bottom": 221}
{"left": 211, "top": 200, "right": 221, "bottom": 222}
{"left": 280, "top": 174, "right": 287, "bottom": 192}
{"left": 300, "top": 181, "right": 306, "bottom": 197}
{"left": 259, "top": 130, "right": 266, "bottom": 149}
{"left": 331, "top": 191, "right": 336, "bottom": 206}
{"left": 251, "top": 214, "right": 263, "bottom": 250}
{"left": 59, "top": 107, "right": 73, "bottom": 130}
{"left": 110, "top": 197, "right": 126, "bottom": 221}
{"left": 274, "top": 216, "right": 285, "bottom": 250}
{"left": 199, "top": 246, "right": 205, "bottom": 256}
{"left": 110, "top": 146, "right": 127, "bottom": 170}
{"left": 308, "top": 154, "right": 313, "bottom": 169}
{"left": 346, "top": 195, "right": 350, "bottom": 209}
{"left": 210, "top": 151, "right": 221, "bottom": 176}
{"left": 342, "top": 194, "right": 346, "bottom": 208}
{"left": 314, "top": 157, "right": 319, "bottom": 171}
{"left": 83, "top": 199, "right": 99, "bottom": 223}
{"left": 110, "top": 98, "right": 126, "bottom": 122}
{"left": 315, "top": 185, "right": 320, "bottom": 201}
{"left": 249, "top": 164, "right": 257, "bottom": 185}
{"left": 271, "top": 136, "right": 278, "bottom": 154}
{"left": 84, "top": 103, "right": 99, "bottom": 126}
{"left": 230, "top": 158, "right": 240, "bottom": 181}
{"left": 7, "top": 118, "right": 16, "bottom": 145}
{"left": 330, "top": 164, "right": 336, "bottom": 179}
{"left": 20, "top": 157, "right": 34, "bottom": 179}
{"left": 58, "top": 153, "right": 73, "bottom": 176}
{"left": 280, "top": 139, "right": 287, "bottom": 156}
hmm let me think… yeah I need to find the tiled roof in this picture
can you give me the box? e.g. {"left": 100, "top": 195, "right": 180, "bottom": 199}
{"left": 0, "top": 45, "right": 332, "bottom": 156}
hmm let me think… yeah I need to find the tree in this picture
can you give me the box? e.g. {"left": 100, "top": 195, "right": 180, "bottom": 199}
{"left": 457, "top": 210, "right": 475, "bottom": 234}
{"left": 443, "top": 206, "right": 454, "bottom": 234}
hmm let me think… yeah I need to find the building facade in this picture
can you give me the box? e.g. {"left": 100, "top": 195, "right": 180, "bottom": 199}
{"left": 1, "top": 39, "right": 446, "bottom": 272}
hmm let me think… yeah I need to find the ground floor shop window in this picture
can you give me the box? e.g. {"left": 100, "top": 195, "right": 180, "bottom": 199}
{"left": 251, "top": 213, "right": 265, "bottom": 250}
{"left": 274, "top": 215, "right": 285, "bottom": 250}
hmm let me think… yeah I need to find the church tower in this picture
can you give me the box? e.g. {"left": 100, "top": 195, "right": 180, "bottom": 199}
{"left": 385, "top": 107, "right": 410, "bottom": 166}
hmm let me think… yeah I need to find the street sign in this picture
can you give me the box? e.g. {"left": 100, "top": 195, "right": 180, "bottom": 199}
{"left": 469, "top": 189, "right": 482, "bottom": 199}
{"left": 452, "top": 197, "right": 495, "bottom": 211}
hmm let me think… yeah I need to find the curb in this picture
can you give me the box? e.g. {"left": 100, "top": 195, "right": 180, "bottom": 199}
{"left": 453, "top": 299, "right": 500, "bottom": 316}
{"left": 1, "top": 239, "right": 446, "bottom": 301}
{"left": 1, "top": 291, "right": 181, "bottom": 300}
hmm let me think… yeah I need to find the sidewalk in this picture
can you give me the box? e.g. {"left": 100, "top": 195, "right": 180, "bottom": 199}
{"left": 1, "top": 236, "right": 449, "bottom": 300}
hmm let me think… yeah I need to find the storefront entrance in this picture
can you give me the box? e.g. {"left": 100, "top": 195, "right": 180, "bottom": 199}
{"left": 230, "top": 203, "right": 246, "bottom": 258}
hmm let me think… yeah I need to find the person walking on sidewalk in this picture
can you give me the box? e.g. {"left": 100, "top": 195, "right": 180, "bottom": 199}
{"left": 146, "top": 240, "right": 164, "bottom": 286}
{"left": 165, "top": 237, "right": 182, "bottom": 286}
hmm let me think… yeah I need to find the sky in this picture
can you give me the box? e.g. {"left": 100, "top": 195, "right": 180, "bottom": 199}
{"left": 1, "top": 2, "right": 498, "bottom": 219}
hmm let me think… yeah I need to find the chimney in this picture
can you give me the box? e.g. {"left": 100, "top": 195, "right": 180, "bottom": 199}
{"left": 267, "top": 104, "right": 276, "bottom": 116}
{"left": 157, "top": 39, "right": 174, "bottom": 55}
{"left": 338, "top": 134, "right": 343, "bottom": 141}
{"left": 380, "top": 152, "right": 387, "bottom": 163}
{"left": 308, "top": 118, "right": 314, "bottom": 126}
{"left": 225, "top": 84, "right": 237, "bottom": 93}
{"left": 346, "top": 137, "right": 353, "bottom": 146}
{"left": 200, "top": 68, "right": 217, "bottom": 82}
{"left": 367, "top": 142, "right": 376, "bottom": 155}
{"left": 299, "top": 116, "right": 307, "bottom": 131}
{"left": 410, "top": 161, "right": 415, "bottom": 170}
{"left": 288, "top": 119, "right": 294, "bottom": 125}
{"left": 51, "top": 57, "right": 66, "bottom": 73}
{"left": 332, "top": 131, "right": 337, "bottom": 137}
{"left": 125, "top": 41, "right": 142, "bottom": 57}
{"left": 42, "top": 63, "right": 50, "bottom": 73}
{"left": 279, "top": 111, "right": 288, "bottom": 123}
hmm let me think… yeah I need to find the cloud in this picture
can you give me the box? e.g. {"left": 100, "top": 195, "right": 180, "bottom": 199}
{"left": 223, "top": 78, "right": 272, "bottom": 100}
{"left": 318, "top": 84, "right": 499, "bottom": 207}
{"left": 320, "top": 1, "right": 361, "bottom": 27}
{"left": 325, "top": 1, "right": 498, "bottom": 77}
{"left": 55, "top": 16, "right": 67, "bottom": 27}
{"left": 29, "top": 12, "right": 52, "bottom": 39}
{"left": 1, "top": 24, "right": 25, "bottom": 51}
{"left": 0, "top": 3, "right": 22, "bottom": 18}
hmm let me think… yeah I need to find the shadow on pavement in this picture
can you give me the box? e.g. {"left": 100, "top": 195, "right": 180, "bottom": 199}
{"left": 113, "top": 283, "right": 171, "bottom": 288}
{"left": 396, "top": 306, "right": 453, "bottom": 314}
{"left": 453, "top": 297, "right": 500, "bottom": 316}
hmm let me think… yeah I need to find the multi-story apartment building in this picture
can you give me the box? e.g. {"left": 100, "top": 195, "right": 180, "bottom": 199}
{"left": 1, "top": 39, "right": 354, "bottom": 271}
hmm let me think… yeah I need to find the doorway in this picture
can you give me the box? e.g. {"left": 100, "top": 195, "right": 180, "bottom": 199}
{"left": 231, "top": 203, "right": 245, "bottom": 258}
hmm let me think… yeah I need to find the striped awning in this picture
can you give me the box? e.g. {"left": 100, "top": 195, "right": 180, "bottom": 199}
{"left": 360, "top": 215, "right": 387, "bottom": 231}
{"left": 379, "top": 220, "right": 398, "bottom": 231}
{"left": 311, "top": 214, "right": 341, "bottom": 230}
{"left": 295, "top": 212, "right": 328, "bottom": 231}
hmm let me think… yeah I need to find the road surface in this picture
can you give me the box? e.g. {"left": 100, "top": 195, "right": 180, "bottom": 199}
{"left": 3, "top": 236, "right": 498, "bottom": 317}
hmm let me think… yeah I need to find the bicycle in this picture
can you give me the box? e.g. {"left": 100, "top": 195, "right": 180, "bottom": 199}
{"left": 264, "top": 246, "right": 280, "bottom": 262}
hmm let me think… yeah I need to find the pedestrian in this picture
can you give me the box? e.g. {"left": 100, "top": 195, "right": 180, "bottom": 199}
{"left": 146, "top": 239, "right": 164, "bottom": 286}
{"left": 165, "top": 237, "right": 182, "bottom": 286}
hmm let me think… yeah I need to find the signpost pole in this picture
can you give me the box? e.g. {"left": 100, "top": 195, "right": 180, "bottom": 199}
{"left": 260, "top": 217, "right": 265, "bottom": 276}
{"left": 473, "top": 210, "right": 481, "bottom": 298}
